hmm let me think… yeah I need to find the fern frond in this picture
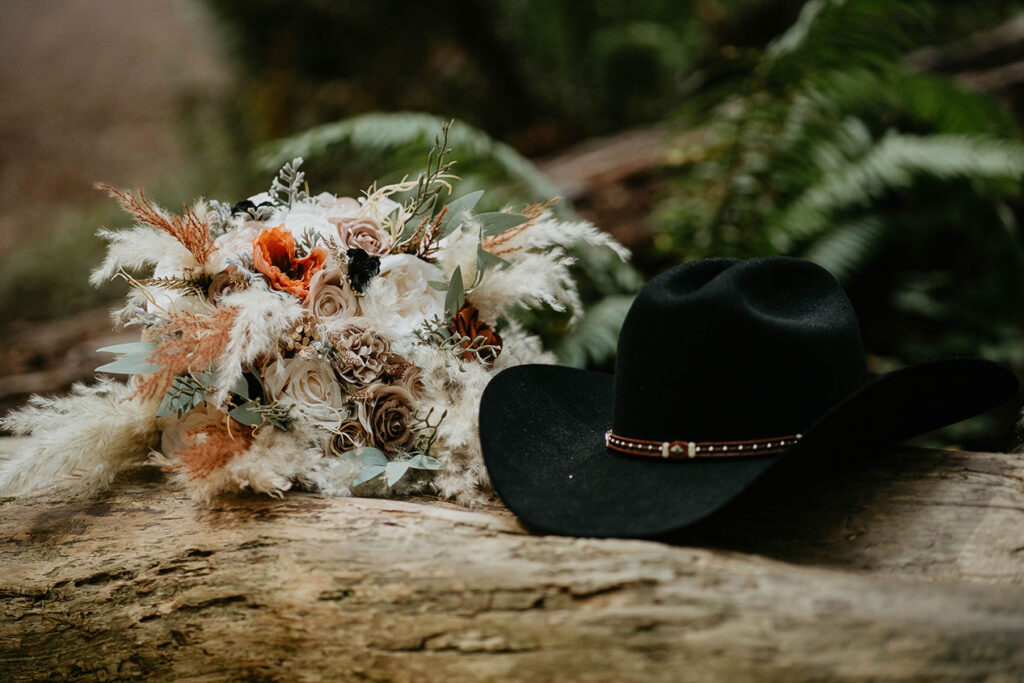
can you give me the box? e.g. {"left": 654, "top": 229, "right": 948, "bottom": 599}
{"left": 554, "top": 294, "right": 634, "bottom": 368}
{"left": 774, "top": 133, "right": 1024, "bottom": 248}
{"left": 761, "top": 0, "right": 921, "bottom": 85}
{"left": 257, "top": 112, "right": 566, "bottom": 213}
{"left": 800, "top": 216, "right": 886, "bottom": 281}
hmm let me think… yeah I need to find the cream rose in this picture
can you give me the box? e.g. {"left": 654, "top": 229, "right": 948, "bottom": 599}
{"left": 332, "top": 216, "right": 391, "bottom": 257}
{"left": 159, "top": 404, "right": 229, "bottom": 460}
{"left": 214, "top": 224, "right": 259, "bottom": 261}
{"left": 368, "top": 254, "right": 445, "bottom": 322}
{"left": 317, "top": 193, "right": 362, "bottom": 218}
{"left": 283, "top": 203, "right": 338, "bottom": 243}
{"left": 264, "top": 358, "right": 346, "bottom": 428}
{"left": 306, "top": 268, "right": 360, "bottom": 321}
{"left": 358, "top": 382, "right": 416, "bottom": 453}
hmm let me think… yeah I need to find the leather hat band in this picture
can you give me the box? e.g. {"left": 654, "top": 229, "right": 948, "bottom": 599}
{"left": 604, "top": 430, "right": 802, "bottom": 459}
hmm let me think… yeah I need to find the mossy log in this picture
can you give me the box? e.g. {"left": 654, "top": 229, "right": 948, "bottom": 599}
{"left": 2, "top": 438, "right": 1024, "bottom": 681}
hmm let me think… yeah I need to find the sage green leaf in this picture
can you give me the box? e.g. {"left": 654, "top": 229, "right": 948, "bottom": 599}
{"left": 476, "top": 212, "right": 529, "bottom": 237}
{"left": 228, "top": 401, "right": 264, "bottom": 427}
{"left": 156, "top": 394, "right": 176, "bottom": 419}
{"left": 407, "top": 454, "right": 442, "bottom": 470}
{"left": 96, "top": 356, "right": 159, "bottom": 375}
{"left": 96, "top": 342, "right": 157, "bottom": 355}
{"left": 356, "top": 447, "right": 388, "bottom": 467}
{"left": 228, "top": 373, "right": 251, "bottom": 399}
{"left": 188, "top": 372, "right": 216, "bottom": 389}
{"left": 353, "top": 465, "right": 386, "bottom": 487}
{"left": 444, "top": 265, "right": 465, "bottom": 317}
{"left": 427, "top": 280, "right": 448, "bottom": 291}
{"left": 96, "top": 341, "right": 159, "bottom": 375}
{"left": 476, "top": 245, "right": 510, "bottom": 276}
{"left": 438, "top": 190, "right": 484, "bottom": 238}
{"left": 385, "top": 461, "right": 411, "bottom": 487}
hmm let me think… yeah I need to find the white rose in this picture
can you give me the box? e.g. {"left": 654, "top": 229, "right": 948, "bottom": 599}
{"left": 366, "top": 254, "right": 445, "bottom": 323}
{"left": 264, "top": 358, "right": 346, "bottom": 428}
{"left": 283, "top": 203, "right": 339, "bottom": 243}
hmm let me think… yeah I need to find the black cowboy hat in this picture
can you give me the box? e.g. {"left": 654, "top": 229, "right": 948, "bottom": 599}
{"left": 480, "top": 257, "right": 1019, "bottom": 538}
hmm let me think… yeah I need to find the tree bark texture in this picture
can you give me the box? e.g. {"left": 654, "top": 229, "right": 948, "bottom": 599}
{"left": 2, "top": 438, "right": 1024, "bottom": 681}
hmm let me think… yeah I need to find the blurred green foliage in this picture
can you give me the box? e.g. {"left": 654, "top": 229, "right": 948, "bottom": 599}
{"left": 653, "top": 0, "right": 1024, "bottom": 447}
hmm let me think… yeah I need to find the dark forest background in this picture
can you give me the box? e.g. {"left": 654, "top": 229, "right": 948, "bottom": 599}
{"left": 3, "top": 0, "right": 1024, "bottom": 449}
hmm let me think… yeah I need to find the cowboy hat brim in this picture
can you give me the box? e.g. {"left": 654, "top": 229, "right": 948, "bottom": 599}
{"left": 479, "top": 358, "right": 1017, "bottom": 538}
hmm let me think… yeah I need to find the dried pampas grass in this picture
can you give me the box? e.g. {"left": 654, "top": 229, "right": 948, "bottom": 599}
{"left": 0, "top": 380, "right": 160, "bottom": 497}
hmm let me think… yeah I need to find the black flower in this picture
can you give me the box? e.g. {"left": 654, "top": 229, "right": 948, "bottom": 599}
{"left": 347, "top": 248, "right": 381, "bottom": 293}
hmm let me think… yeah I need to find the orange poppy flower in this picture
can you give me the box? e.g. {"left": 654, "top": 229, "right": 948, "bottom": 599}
{"left": 252, "top": 226, "right": 327, "bottom": 298}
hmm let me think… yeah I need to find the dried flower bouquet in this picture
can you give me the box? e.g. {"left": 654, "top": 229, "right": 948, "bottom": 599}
{"left": 0, "top": 128, "right": 627, "bottom": 504}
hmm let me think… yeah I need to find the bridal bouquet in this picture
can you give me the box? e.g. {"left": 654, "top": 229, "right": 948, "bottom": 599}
{"left": 0, "top": 133, "right": 627, "bottom": 503}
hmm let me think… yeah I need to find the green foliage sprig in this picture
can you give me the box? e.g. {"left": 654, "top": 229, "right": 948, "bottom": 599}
{"left": 413, "top": 314, "right": 502, "bottom": 369}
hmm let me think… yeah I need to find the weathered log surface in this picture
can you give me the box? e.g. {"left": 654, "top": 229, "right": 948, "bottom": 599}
{"left": 2, "top": 437, "right": 1024, "bottom": 681}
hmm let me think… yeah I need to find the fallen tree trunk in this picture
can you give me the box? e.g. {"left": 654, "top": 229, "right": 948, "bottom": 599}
{"left": 2, "top": 438, "right": 1023, "bottom": 681}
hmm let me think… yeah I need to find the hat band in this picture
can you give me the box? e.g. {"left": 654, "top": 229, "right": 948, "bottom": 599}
{"left": 604, "top": 430, "right": 802, "bottom": 460}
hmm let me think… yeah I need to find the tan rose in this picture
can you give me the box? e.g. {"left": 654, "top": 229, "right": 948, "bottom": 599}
{"left": 264, "top": 357, "right": 345, "bottom": 428}
{"left": 306, "top": 267, "right": 360, "bottom": 320}
{"left": 208, "top": 265, "right": 246, "bottom": 303}
{"left": 326, "top": 419, "right": 370, "bottom": 456}
{"left": 331, "top": 325, "right": 391, "bottom": 386}
{"left": 332, "top": 216, "right": 392, "bottom": 257}
{"left": 358, "top": 382, "right": 416, "bottom": 454}
{"left": 398, "top": 364, "right": 426, "bottom": 400}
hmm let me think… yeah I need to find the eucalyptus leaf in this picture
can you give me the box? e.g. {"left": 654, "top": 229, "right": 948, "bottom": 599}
{"left": 356, "top": 447, "right": 388, "bottom": 467}
{"left": 95, "top": 341, "right": 159, "bottom": 375}
{"left": 191, "top": 371, "right": 217, "bottom": 386}
{"left": 477, "top": 245, "right": 510, "bottom": 275}
{"left": 438, "top": 190, "right": 484, "bottom": 238}
{"left": 427, "top": 280, "right": 448, "bottom": 291}
{"left": 444, "top": 265, "right": 465, "bottom": 317}
{"left": 476, "top": 212, "right": 529, "bottom": 237}
{"left": 96, "top": 342, "right": 157, "bottom": 355}
{"left": 96, "top": 356, "right": 159, "bottom": 375}
{"left": 385, "top": 461, "right": 411, "bottom": 487}
{"left": 228, "top": 401, "right": 264, "bottom": 427}
{"left": 353, "top": 465, "right": 386, "bottom": 487}
{"left": 407, "top": 454, "right": 443, "bottom": 470}
{"left": 156, "top": 394, "right": 176, "bottom": 419}
{"left": 228, "top": 373, "right": 251, "bottom": 399}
